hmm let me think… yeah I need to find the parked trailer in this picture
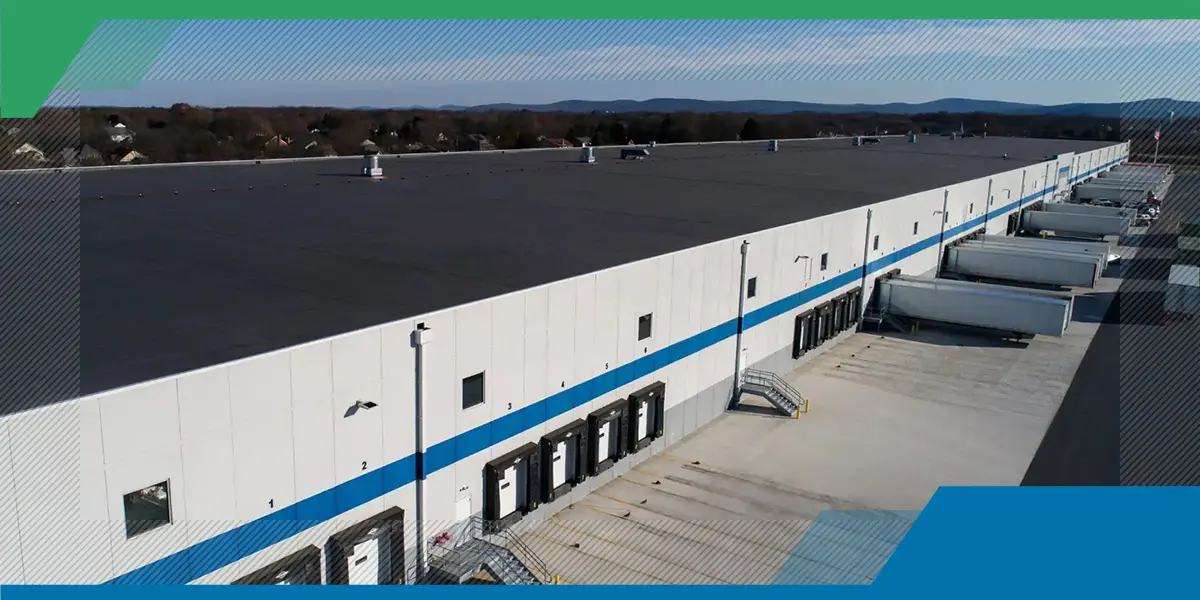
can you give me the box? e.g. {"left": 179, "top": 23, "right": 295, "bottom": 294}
{"left": 976, "top": 235, "right": 1112, "bottom": 261}
{"left": 878, "top": 275, "right": 1074, "bottom": 337}
{"left": 1041, "top": 203, "right": 1135, "bottom": 219}
{"left": 1165, "top": 264, "right": 1200, "bottom": 320}
{"left": 966, "top": 236, "right": 1113, "bottom": 271}
{"left": 1022, "top": 210, "right": 1132, "bottom": 237}
{"left": 945, "top": 245, "right": 1101, "bottom": 288}
{"left": 959, "top": 240, "right": 1110, "bottom": 274}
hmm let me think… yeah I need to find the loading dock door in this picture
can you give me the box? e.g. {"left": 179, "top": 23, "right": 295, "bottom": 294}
{"left": 792, "top": 313, "right": 809, "bottom": 359}
{"left": 483, "top": 443, "right": 541, "bottom": 532}
{"left": 326, "top": 506, "right": 405, "bottom": 585}
{"left": 588, "top": 399, "right": 629, "bottom": 476}
{"left": 347, "top": 537, "right": 382, "bottom": 585}
{"left": 635, "top": 400, "right": 649, "bottom": 442}
{"left": 597, "top": 421, "right": 614, "bottom": 461}
{"left": 541, "top": 419, "right": 587, "bottom": 503}
{"left": 497, "top": 464, "right": 519, "bottom": 519}
{"left": 551, "top": 440, "right": 568, "bottom": 489}
{"left": 233, "top": 545, "right": 322, "bottom": 585}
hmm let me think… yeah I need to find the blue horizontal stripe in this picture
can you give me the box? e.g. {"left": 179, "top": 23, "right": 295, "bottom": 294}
{"left": 105, "top": 153, "right": 1124, "bottom": 585}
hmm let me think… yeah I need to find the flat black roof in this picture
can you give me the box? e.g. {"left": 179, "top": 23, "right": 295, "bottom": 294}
{"left": 0, "top": 136, "right": 1111, "bottom": 413}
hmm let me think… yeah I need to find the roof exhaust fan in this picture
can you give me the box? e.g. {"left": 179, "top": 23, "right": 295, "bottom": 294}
{"left": 361, "top": 153, "right": 383, "bottom": 178}
{"left": 767, "top": 139, "right": 779, "bottom": 152}
{"left": 579, "top": 146, "right": 596, "bottom": 164}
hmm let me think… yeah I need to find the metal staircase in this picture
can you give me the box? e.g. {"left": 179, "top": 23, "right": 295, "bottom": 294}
{"left": 426, "top": 517, "right": 551, "bottom": 585}
{"left": 739, "top": 369, "right": 809, "bottom": 417}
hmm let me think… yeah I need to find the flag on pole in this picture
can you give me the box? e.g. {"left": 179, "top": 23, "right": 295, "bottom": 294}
{"left": 1154, "top": 130, "right": 1161, "bottom": 141}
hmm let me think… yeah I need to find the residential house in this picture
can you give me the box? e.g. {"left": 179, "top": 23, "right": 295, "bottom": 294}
{"left": 461, "top": 134, "right": 495, "bottom": 151}
{"left": 264, "top": 135, "right": 292, "bottom": 150}
{"left": 117, "top": 150, "right": 147, "bottom": 164}
{"left": 538, "top": 137, "right": 573, "bottom": 148}
{"left": 106, "top": 123, "right": 135, "bottom": 144}
{"left": 12, "top": 143, "right": 47, "bottom": 162}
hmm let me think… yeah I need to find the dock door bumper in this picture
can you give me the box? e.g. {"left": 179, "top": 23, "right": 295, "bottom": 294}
{"left": 541, "top": 419, "right": 588, "bottom": 504}
{"left": 627, "top": 381, "right": 665, "bottom": 454}
{"left": 232, "top": 545, "right": 322, "bottom": 585}
{"left": 484, "top": 442, "right": 541, "bottom": 532}
{"left": 587, "top": 398, "right": 630, "bottom": 477}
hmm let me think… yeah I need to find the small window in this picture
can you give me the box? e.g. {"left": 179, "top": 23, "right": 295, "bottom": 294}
{"left": 462, "top": 372, "right": 485, "bottom": 410}
{"left": 913, "top": 222, "right": 919, "bottom": 235}
{"left": 872, "top": 235, "right": 880, "bottom": 251}
{"left": 747, "top": 277, "right": 758, "bottom": 299}
{"left": 124, "top": 481, "right": 172, "bottom": 538}
{"left": 638, "top": 313, "right": 653, "bottom": 341}
{"left": 819, "top": 253, "right": 828, "bottom": 271}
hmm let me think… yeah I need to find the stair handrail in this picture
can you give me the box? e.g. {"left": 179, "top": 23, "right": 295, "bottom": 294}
{"left": 742, "top": 368, "right": 809, "bottom": 413}
{"left": 470, "top": 516, "right": 552, "bottom": 583}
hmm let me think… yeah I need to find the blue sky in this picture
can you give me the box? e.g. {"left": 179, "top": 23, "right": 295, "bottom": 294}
{"left": 66, "top": 20, "right": 1200, "bottom": 107}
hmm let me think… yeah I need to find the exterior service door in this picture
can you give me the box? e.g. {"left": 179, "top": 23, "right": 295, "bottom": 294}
{"left": 498, "top": 464, "right": 519, "bottom": 518}
{"left": 347, "top": 537, "right": 381, "bottom": 585}
{"left": 551, "top": 440, "right": 568, "bottom": 488}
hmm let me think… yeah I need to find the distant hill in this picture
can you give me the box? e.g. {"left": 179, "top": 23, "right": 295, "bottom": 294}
{"left": 435, "top": 97, "right": 1200, "bottom": 118}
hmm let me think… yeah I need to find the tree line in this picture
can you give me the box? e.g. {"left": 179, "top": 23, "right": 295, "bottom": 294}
{"left": 1, "top": 104, "right": 1192, "bottom": 170}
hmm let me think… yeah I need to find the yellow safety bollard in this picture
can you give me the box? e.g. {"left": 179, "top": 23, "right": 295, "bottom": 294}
{"left": 554, "top": 575, "right": 561, "bottom": 585}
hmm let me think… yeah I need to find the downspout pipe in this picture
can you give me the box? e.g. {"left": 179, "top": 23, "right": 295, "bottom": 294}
{"left": 935, "top": 191, "right": 949, "bottom": 278}
{"left": 730, "top": 240, "right": 750, "bottom": 408}
{"left": 411, "top": 323, "right": 433, "bottom": 581}
{"left": 857, "top": 209, "right": 873, "bottom": 325}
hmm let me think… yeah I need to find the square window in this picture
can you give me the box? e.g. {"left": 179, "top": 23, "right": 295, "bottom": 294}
{"left": 462, "top": 372, "right": 485, "bottom": 410}
{"left": 872, "top": 235, "right": 880, "bottom": 251}
{"left": 124, "top": 481, "right": 172, "bottom": 538}
{"left": 638, "top": 313, "right": 653, "bottom": 341}
{"left": 819, "top": 253, "right": 829, "bottom": 271}
{"left": 913, "top": 222, "right": 919, "bottom": 235}
{"left": 747, "top": 277, "right": 757, "bottom": 299}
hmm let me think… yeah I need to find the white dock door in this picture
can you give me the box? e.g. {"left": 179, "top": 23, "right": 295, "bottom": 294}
{"left": 498, "top": 464, "right": 519, "bottom": 518}
{"left": 551, "top": 440, "right": 567, "bottom": 487}
{"left": 597, "top": 421, "right": 612, "bottom": 461}
{"left": 635, "top": 401, "right": 649, "bottom": 441}
{"left": 348, "top": 537, "right": 382, "bottom": 585}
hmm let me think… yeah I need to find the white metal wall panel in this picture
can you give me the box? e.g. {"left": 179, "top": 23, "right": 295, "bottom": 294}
{"left": 288, "top": 341, "right": 337, "bottom": 519}
{"left": 592, "top": 268, "right": 621, "bottom": 401}
{"left": 228, "top": 354, "right": 297, "bottom": 525}
{"left": 546, "top": 279, "right": 578, "bottom": 415}
{"left": 12, "top": 402, "right": 116, "bottom": 583}
{"left": 570, "top": 274, "right": 597, "bottom": 424}
{"left": 333, "top": 331, "right": 386, "bottom": 519}
{"left": 0, "top": 421, "right": 25, "bottom": 584}
{"left": 177, "top": 369, "right": 238, "bottom": 544}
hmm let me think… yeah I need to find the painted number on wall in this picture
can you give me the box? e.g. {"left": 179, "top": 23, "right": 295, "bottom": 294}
{"left": 362, "top": 461, "right": 368, "bottom": 471}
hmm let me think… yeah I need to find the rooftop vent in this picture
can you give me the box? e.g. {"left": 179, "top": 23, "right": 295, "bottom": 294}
{"left": 853, "top": 136, "right": 862, "bottom": 147}
{"left": 361, "top": 153, "right": 383, "bottom": 178}
{"left": 949, "top": 132, "right": 958, "bottom": 141}
{"left": 767, "top": 139, "right": 779, "bottom": 152}
{"left": 621, "top": 148, "right": 650, "bottom": 161}
{"left": 908, "top": 134, "right": 917, "bottom": 144}
{"left": 649, "top": 141, "right": 657, "bottom": 148}
{"left": 579, "top": 146, "right": 596, "bottom": 164}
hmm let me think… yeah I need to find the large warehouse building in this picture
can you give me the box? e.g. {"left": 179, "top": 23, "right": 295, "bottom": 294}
{"left": 0, "top": 135, "right": 1128, "bottom": 585}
